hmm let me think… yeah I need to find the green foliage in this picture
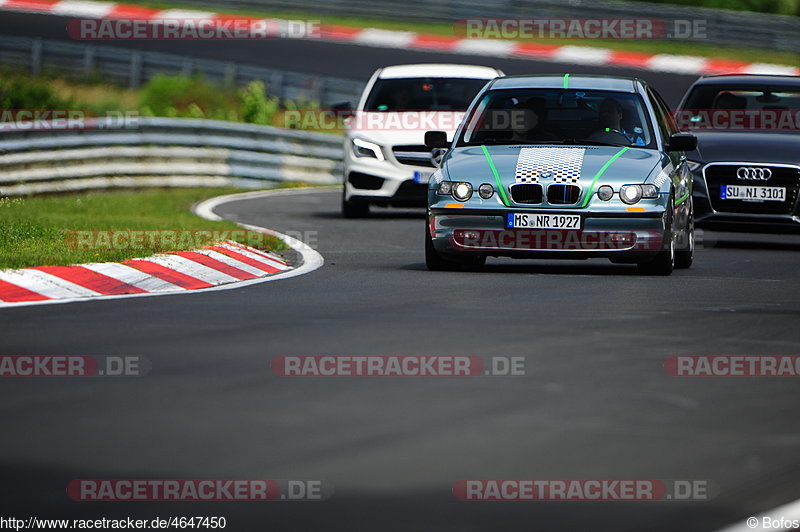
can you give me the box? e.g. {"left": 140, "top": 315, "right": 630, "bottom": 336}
{"left": 138, "top": 73, "right": 235, "bottom": 117}
{"left": 239, "top": 80, "right": 280, "bottom": 125}
{"left": 0, "top": 77, "right": 73, "bottom": 109}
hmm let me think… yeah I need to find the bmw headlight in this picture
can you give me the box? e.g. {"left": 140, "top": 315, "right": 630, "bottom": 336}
{"left": 437, "top": 181, "right": 453, "bottom": 195}
{"left": 597, "top": 185, "right": 614, "bottom": 201}
{"left": 620, "top": 185, "right": 643, "bottom": 204}
{"left": 641, "top": 185, "right": 659, "bottom": 199}
{"left": 352, "top": 138, "right": 384, "bottom": 161}
{"left": 478, "top": 184, "right": 494, "bottom": 199}
{"left": 452, "top": 182, "right": 473, "bottom": 202}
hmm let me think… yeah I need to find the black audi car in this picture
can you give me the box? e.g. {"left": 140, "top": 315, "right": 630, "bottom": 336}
{"left": 677, "top": 74, "right": 800, "bottom": 233}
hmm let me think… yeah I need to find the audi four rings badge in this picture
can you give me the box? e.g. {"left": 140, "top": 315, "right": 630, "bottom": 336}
{"left": 737, "top": 167, "right": 772, "bottom": 180}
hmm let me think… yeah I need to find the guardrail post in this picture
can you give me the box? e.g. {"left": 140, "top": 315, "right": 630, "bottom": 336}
{"left": 83, "top": 46, "right": 95, "bottom": 76}
{"left": 270, "top": 73, "right": 284, "bottom": 101}
{"left": 31, "top": 38, "right": 42, "bottom": 76}
{"left": 129, "top": 52, "right": 142, "bottom": 89}
{"left": 224, "top": 63, "right": 237, "bottom": 85}
{"left": 182, "top": 60, "right": 193, "bottom": 77}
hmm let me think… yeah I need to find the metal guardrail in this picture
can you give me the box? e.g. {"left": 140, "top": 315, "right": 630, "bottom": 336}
{"left": 175, "top": 0, "right": 800, "bottom": 53}
{"left": 0, "top": 117, "right": 345, "bottom": 195}
{"left": 0, "top": 35, "right": 365, "bottom": 106}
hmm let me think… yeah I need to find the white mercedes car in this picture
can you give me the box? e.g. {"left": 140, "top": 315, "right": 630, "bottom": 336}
{"left": 341, "top": 64, "right": 503, "bottom": 217}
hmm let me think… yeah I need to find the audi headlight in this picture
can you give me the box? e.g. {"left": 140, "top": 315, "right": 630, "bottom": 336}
{"left": 478, "top": 184, "right": 494, "bottom": 199}
{"left": 597, "top": 185, "right": 614, "bottom": 201}
{"left": 452, "top": 182, "right": 473, "bottom": 201}
{"left": 620, "top": 185, "right": 643, "bottom": 204}
{"left": 437, "top": 181, "right": 453, "bottom": 195}
{"left": 352, "top": 138, "right": 384, "bottom": 161}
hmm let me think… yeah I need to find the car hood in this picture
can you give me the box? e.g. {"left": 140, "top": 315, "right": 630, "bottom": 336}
{"left": 346, "top": 111, "right": 466, "bottom": 147}
{"left": 692, "top": 132, "right": 800, "bottom": 165}
{"left": 444, "top": 144, "right": 662, "bottom": 187}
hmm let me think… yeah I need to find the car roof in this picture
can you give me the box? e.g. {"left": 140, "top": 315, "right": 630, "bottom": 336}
{"left": 377, "top": 64, "right": 502, "bottom": 79}
{"left": 692, "top": 74, "right": 800, "bottom": 87}
{"left": 489, "top": 74, "right": 641, "bottom": 92}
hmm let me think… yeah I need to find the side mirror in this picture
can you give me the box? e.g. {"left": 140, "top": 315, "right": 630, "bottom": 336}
{"left": 667, "top": 132, "right": 697, "bottom": 152}
{"left": 332, "top": 101, "right": 354, "bottom": 119}
{"left": 425, "top": 130, "right": 449, "bottom": 149}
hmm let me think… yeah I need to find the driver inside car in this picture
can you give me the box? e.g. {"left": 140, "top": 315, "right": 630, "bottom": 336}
{"left": 590, "top": 98, "right": 646, "bottom": 146}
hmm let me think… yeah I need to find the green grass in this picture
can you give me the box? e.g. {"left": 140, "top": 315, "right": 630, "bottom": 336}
{"left": 0, "top": 188, "right": 287, "bottom": 269}
{"left": 117, "top": 0, "right": 800, "bottom": 66}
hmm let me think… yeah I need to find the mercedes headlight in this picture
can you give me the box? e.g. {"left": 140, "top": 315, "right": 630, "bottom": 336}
{"left": 352, "top": 138, "right": 384, "bottom": 161}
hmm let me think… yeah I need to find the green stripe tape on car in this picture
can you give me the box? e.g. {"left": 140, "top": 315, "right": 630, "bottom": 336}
{"left": 580, "top": 146, "right": 630, "bottom": 208}
{"left": 563, "top": 73, "right": 570, "bottom": 89}
{"left": 481, "top": 145, "right": 511, "bottom": 206}
{"left": 675, "top": 190, "right": 691, "bottom": 205}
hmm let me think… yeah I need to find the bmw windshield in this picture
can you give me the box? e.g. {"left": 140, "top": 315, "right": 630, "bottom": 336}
{"left": 458, "top": 89, "right": 657, "bottom": 149}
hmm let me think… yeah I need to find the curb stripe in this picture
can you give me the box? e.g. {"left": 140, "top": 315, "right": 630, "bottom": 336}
{"left": 122, "top": 259, "right": 213, "bottom": 289}
{"left": 31, "top": 265, "right": 148, "bottom": 295}
{"left": 141, "top": 254, "right": 240, "bottom": 284}
{"left": 174, "top": 251, "right": 255, "bottom": 280}
{"left": 193, "top": 248, "right": 273, "bottom": 276}
{"left": 80, "top": 262, "right": 185, "bottom": 292}
{"left": 224, "top": 241, "right": 288, "bottom": 267}
{"left": 0, "top": 269, "right": 100, "bottom": 298}
{"left": 0, "top": 280, "right": 51, "bottom": 302}
{"left": 206, "top": 245, "right": 282, "bottom": 273}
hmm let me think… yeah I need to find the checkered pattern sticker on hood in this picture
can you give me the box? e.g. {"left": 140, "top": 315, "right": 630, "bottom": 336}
{"left": 514, "top": 147, "right": 586, "bottom": 184}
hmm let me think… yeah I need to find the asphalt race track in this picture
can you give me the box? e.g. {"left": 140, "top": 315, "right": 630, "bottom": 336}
{"left": 2, "top": 11, "right": 800, "bottom": 532}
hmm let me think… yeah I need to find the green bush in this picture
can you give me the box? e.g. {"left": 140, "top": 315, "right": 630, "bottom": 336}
{"left": 138, "top": 74, "right": 235, "bottom": 117}
{"left": 239, "top": 80, "right": 279, "bottom": 125}
{"left": 0, "top": 77, "right": 72, "bottom": 109}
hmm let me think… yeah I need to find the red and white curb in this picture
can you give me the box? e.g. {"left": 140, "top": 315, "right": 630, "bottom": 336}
{"left": 0, "top": 0, "right": 797, "bottom": 76}
{"left": 0, "top": 188, "right": 326, "bottom": 308}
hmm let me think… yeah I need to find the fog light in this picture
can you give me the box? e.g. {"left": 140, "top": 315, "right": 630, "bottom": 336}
{"left": 620, "top": 185, "right": 643, "bottom": 204}
{"left": 597, "top": 185, "right": 614, "bottom": 201}
{"left": 478, "top": 184, "right": 494, "bottom": 199}
{"left": 453, "top": 182, "right": 473, "bottom": 201}
{"left": 437, "top": 181, "right": 453, "bottom": 195}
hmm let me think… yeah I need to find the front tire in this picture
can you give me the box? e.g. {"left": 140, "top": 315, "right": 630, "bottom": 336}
{"left": 675, "top": 198, "right": 694, "bottom": 269}
{"left": 638, "top": 195, "right": 675, "bottom": 276}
